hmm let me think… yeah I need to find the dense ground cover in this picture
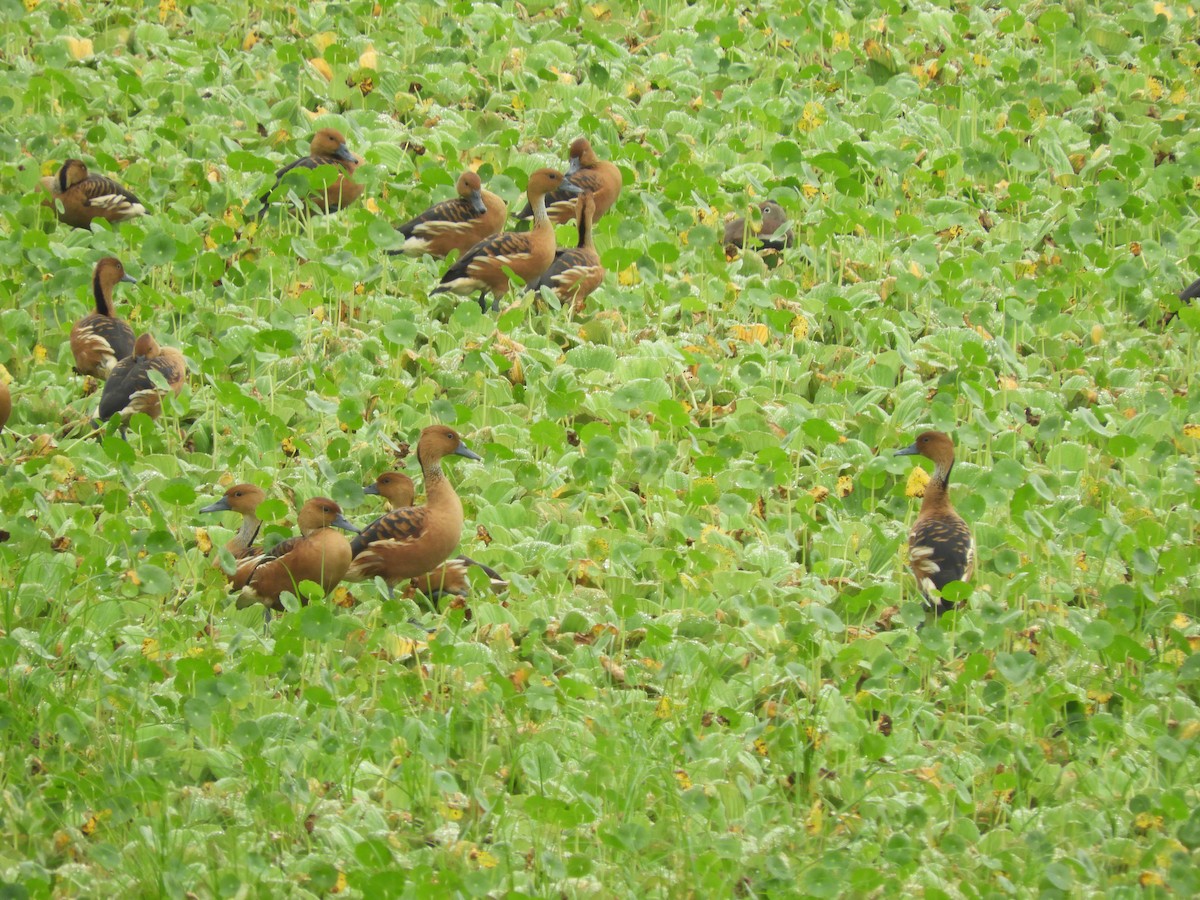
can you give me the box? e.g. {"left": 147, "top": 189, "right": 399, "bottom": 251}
{"left": 1, "top": 0, "right": 1199, "bottom": 895}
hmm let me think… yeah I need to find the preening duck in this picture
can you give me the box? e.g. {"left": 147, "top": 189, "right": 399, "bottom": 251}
{"left": 433, "top": 168, "right": 578, "bottom": 311}
{"left": 390, "top": 171, "right": 507, "bottom": 259}
{"left": 257, "top": 128, "right": 363, "bottom": 216}
{"left": 70, "top": 257, "right": 136, "bottom": 379}
{"left": 97, "top": 333, "right": 186, "bottom": 421}
{"left": 528, "top": 191, "right": 605, "bottom": 311}
{"left": 896, "top": 431, "right": 975, "bottom": 616}
{"left": 232, "top": 497, "right": 359, "bottom": 612}
{"left": 515, "top": 137, "right": 622, "bottom": 225}
{"left": 347, "top": 427, "right": 481, "bottom": 591}
{"left": 41, "top": 158, "right": 146, "bottom": 229}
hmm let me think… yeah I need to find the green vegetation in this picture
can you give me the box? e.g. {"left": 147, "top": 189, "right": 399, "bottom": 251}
{"left": 2, "top": 0, "right": 1199, "bottom": 895}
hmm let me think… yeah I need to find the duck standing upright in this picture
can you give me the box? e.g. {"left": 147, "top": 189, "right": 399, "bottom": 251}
{"left": 41, "top": 159, "right": 146, "bottom": 229}
{"left": 70, "top": 257, "right": 137, "bottom": 379}
{"left": 347, "top": 427, "right": 481, "bottom": 592}
{"left": 363, "top": 470, "right": 505, "bottom": 599}
{"left": 233, "top": 497, "right": 360, "bottom": 611}
{"left": 432, "top": 168, "right": 579, "bottom": 311}
{"left": 390, "top": 171, "right": 507, "bottom": 259}
{"left": 515, "top": 137, "right": 622, "bottom": 225}
{"left": 200, "top": 483, "right": 267, "bottom": 565}
{"left": 257, "top": 128, "right": 363, "bottom": 216}
{"left": 895, "top": 431, "right": 975, "bottom": 615}
{"left": 528, "top": 191, "right": 605, "bottom": 311}
{"left": 97, "top": 333, "right": 187, "bottom": 422}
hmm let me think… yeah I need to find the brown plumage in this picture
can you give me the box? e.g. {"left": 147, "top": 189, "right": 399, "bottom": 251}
{"left": 433, "top": 168, "right": 579, "bottom": 311}
{"left": 528, "top": 191, "right": 605, "bottom": 311}
{"left": 896, "top": 431, "right": 976, "bottom": 615}
{"left": 70, "top": 257, "right": 136, "bottom": 379}
{"left": 724, "top": 201, "right": 794, "bottom": 251}
{"left": 200, "top": 483, "right": 267, "bottom": 564}
{"left": 0, "top": 380, "right": 9, "bottom": 434}
{"left": 97, "top": 333, "right": 186, "bottom": 421}
{"left": 515, "top": 137, "right": 622, "bottom": 225}
{"left": 257, "top": 128, "right": 363, "bottom": 216}
{"left": 364, "top": 470, "right": 505, "bottom": 598}
{"left": 40, "top": 159, "right": 146, "bottom": 229}
{"left": 391, "top": 171, "right": 507, "bottom": 259}
{"left": 347, "top": 427, "right": 481, "bottom": 589}
{"left": 232, "top": 498, "right": 359, "bottom": 611}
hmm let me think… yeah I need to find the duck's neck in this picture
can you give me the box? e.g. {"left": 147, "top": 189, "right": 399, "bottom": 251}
{"left": 577, "top": 210, "right": 594, "bottom": 251}
{"left": 232, "top": 514, "right": 262, "bottom": 554}
{"left": 921, "top": 459, "right": 953, "bottom": 512}
{"left": 420, "top": 454, "right": 462, "bottom": 513}
{"left": 93, "top": 273, "right": 114, "bottom": 317}
{"left": 530, "top": 192, "right": 550, "bottom": 230}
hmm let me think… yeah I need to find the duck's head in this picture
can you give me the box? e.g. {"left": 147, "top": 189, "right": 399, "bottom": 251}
{"left": 201, "top": 483, "right": 267, "bottom": 515}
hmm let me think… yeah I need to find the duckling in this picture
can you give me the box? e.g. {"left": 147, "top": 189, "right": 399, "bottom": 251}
{"left": 69, "top": 257, "right": 136, "bottom": 379}
{"left": 232, "top": 497, "right": 359, "bottom": 612}
{"left": 347, "top": 427, "right": 481, "bottom": 592}
{"left": 200, "top": 483, "right": 267, "bottom": 563}
{"left": 515, "top": 137, "right": 622, "bottom": 225}
{"left": 363, "top": 470, "right": 506, "bottom": 598}
{"left": 390, "top": 171, "right": 507, "bottom": 259}
{"left": 433, "top": 168, "right": 579, "bottom": 311}
{"left": 895, "top": 431, "right": 975, "bottom": 616}
{"left": 257, "top": 128, "right": 363, "bottom": 216}
{"left": 528, "top": 191, "right": 605, "bottom": 311}
{"left": 97, "top": 333, "right": 186, "bottom": 421}
{"left": 0, "top": 380, "right": 9, "bottom": 434}
{"left": 724, "top": 201, "right": 795, "bottom": 252}
{"left": 41, "top": 158, "right": 146, "bottom": 230}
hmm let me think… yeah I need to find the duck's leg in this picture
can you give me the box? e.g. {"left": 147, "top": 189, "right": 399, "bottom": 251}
{"left": 477, "top": 291, "right": 490, "bottom": 313}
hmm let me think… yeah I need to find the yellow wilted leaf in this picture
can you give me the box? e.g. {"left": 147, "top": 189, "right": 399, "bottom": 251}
{"left": 311, "top": 31, "right": 337, "bottom": 52}
{"left": 908, "top": 261, "right": 923, "bottom": 277}
{"left": 332, "top": 871, "right": 347, "bottom": 893}
{"left": 732, "top": 323, "right": 769, "bottom": 344}
{"left": 33, "top": 344, "right": 47, "bottom": 363}
{"left": 1147, "top": 76, "right": 1164, "bottom": 101}
{"left": 1169, "top": 83, "right": 1187, "bottom": 104}
{"left": 359, "top": 46, "right": 378, "bottom": 69}
{"left": 809, "top": 485, "right": 829, "bottom": 502}
{"left": 511, "top": 94, "right": 525, "bottom": 112}
{"left": 308, "top": 58, "right": 334, "bottom": 81}
{"left": 141, "top": 638, "right": 161, "bottom": 661}
{"left": 833, "top": 31, "right": 850, "bottom": 49}
{"left": 66, "top": 37, "right": 94, "bottom": 60}
{"left": 674, "top": 769, "right": 692, "bottom": 789}
{"left": 1183, "top": 424, "right": 1200, "bottom": 438}
{"left": 195, "top": 528, "right": 212, "bottom": 553}
{"left": 798, "top": 101, "right": 825, "bottom": 132}
{"left": 655, "top": 696, "right": 672, "bottom": 719}
{"left": 791, "top": 316, "right": 810, "bottom": 340}
{"left": 753, "top": 738, "right": 769, "bottom": 756}
{"left": 475, "top": 850, "right": 498, "bottom": 869}
{"left": 801, "top": 183, "right": 820, "bottom": 199}
{"left": 364, "top": 197, "right": 380, "bottom": 214}
{"left": 312, "top": 305, "right": 326, "bottom": 322}
{"left": 1139, "top": 872, "right": 1164, "bottom": 888}
{"left": 242, "top": 30, "right": 257, "bottom": 51}
{"left": 618, "top": 264, "right": 640, "bottom": 286}
{"left": 805, "top": 798, "right": 823, "bottom": 835}
{"left": 81, "top": 814, "right": 99, "bottom": 836}
{"left": 906, "top": 466, "right": 930, "bottom": 498}
{"left": 836, "top": 475, "right": 853, "bottom": 498}
{"left": 158, "top": 0, "right": 177, "bottom": 22}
